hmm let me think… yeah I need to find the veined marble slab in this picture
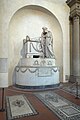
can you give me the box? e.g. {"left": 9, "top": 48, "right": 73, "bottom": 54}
{"left": 6, "top": 95, "right": 38, "bottom": 120}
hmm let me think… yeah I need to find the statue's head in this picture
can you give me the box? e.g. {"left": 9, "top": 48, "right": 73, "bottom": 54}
{"left": 42, "top": 27, "right": 48, "bottom": 33}
{"left": 26, "top": 35, "right": 30, "bottom": 41}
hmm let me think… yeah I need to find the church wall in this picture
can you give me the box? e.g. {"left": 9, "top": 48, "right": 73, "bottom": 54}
{"left": 0, "top": 0, "right": 70, "bottom": 86}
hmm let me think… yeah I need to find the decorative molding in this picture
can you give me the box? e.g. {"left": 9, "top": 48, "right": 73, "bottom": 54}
{"left": 66, "top": 0, "right": 80, "bottom": 17}
{"left": 47, "top": 61, "right": 52, "bottom": 65}
{"left": 52, "top": 67, "right": 59, "bottom": 72}
{"left": 66, "top": 0, "right": 80, "bottom": 7}
{"left": 73, "top": 15, "right": 80, "bottom": 22}
{"left": 16, "top": 66, "right": 38, "bottom": 73}
{"left": 15, "top": 66, "right": 59, "bottom": 74}
{"left": 15, "top": 83, "right": 60, "bottom": 90}
{"left": 70, "top": 10, "right": 80, "bottom": 18}
{"left": 33, "top": 60, "right": 39, "bottom": 65}
{"left": 40, "top": 60, "right": 46, "bottom": 66}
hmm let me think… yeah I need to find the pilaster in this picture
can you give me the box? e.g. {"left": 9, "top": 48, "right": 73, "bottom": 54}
{"left": 66, "top": 0, "right": 80, "bottom": 81}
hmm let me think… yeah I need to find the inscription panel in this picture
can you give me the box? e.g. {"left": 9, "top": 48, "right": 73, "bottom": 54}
{"left": 38, "top": 68, "right": 51, "bottom": 77}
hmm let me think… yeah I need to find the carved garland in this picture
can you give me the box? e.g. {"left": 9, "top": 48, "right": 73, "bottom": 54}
{"left": 52, "top": 67, "right": 59, "bottom": 72}
{"left": 16, "top": 67, "right": 38, "bottom": 73}
{"left": 16, "top": 66, "right": 59, "bottom": 73}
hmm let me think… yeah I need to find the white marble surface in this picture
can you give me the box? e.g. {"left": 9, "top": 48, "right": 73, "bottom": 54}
{"left": 9, "top": 95, "right": 33, "bottom": 117}
{"left": 19, "top": 58, "right": 55, "bottom": 67}
{"left": 6, "top": 95, "right": 37, "bottom": 119}
{"left": 0, "top": 73, "right": 8, "bottom": 88}
{"left": 0, "top": 58, "right": 8, "bottom": 73}
{"left": 15, "top": 66, "right": 59, "bottom": 86}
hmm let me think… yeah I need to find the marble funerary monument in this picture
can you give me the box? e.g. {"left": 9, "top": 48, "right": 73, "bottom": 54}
{"left": 15, "top": 27, "right": 60, "bottom": 89}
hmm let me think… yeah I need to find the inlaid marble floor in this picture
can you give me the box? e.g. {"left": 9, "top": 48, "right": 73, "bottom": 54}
{"left": 0, "top": 86, "right": 80, "bottom": 120}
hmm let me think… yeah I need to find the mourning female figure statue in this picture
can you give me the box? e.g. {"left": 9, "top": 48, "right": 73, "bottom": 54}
{"left": 41, "top": 27, "right": 55, "bottom": 58}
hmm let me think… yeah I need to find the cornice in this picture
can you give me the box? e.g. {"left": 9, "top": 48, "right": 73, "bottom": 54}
{"left": 66, "top": 0, "right": 80, "bottom": 7}
{"left": 70, "top": 9, "right": 80, "bottom": 17}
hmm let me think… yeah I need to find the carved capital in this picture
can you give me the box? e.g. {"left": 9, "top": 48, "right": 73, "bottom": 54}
{"left": 66, "top": 0, "right": 80, "bottom": 7}
{"left": 73, "top": 15, "right": 80, "bottom": 21}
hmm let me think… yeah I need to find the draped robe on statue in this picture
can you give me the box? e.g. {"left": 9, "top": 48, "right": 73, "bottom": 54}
{"left": 41, "top": 29, "right": 55, "bottom": 58}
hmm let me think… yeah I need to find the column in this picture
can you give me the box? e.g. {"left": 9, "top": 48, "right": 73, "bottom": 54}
{"left": 72, "top": 16, "right": 80, "bottom": 76}
{"left": 69, "top": 17, "right": 73, "bottom": 75}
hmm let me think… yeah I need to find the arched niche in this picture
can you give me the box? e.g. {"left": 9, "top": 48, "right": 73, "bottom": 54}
{"left": 8, "top": 5, "right": 63, "bottom": 85}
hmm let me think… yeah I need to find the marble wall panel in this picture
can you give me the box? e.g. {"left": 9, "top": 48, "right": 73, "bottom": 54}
{"left": 0, "top": 73, "right": 8, "bottom": 87}
{"left": 0, "top": 58, "right": 8, "bottom": 73}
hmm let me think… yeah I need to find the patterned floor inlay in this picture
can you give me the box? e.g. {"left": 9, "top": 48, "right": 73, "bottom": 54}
{"left": 35, "top": 91, "right": 80, "bottom": 120}
{"left": 61, "top": 85, "right": 80, "bottom": 98}
{"left": 6, "top": 94, "right": 38, "bottom": 120}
